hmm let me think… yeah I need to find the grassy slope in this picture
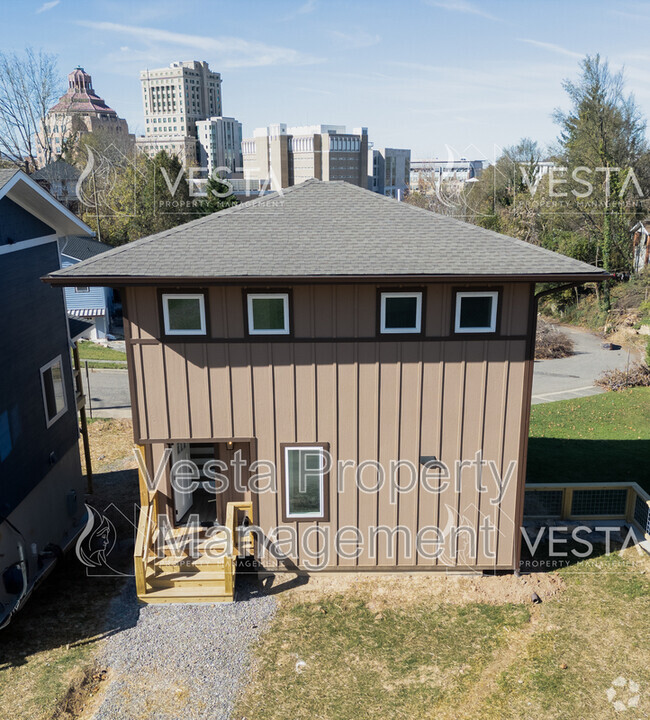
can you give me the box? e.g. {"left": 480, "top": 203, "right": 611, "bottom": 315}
{"left": 528, "top": 387, "right": 650, "bottom": 491}
{"left": 77, "top": 341, "right": 126, "bottom": 361}
{"left": 237, "top": 551, "right": 650, "bottom": 720}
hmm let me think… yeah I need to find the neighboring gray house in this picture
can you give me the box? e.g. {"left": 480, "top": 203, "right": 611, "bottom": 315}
{"left": 0, "top": 168, "right": 92, "bottom": 627}
{"left": 59, "top": 235, "right": 114, "bottom": 339}
{"left": 31, "top": 159, "right": 81, "bottom": 214}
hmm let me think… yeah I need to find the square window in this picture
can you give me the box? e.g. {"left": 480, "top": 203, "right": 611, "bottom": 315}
{"left": 283, "top": 445, "right": 329, "bottom": 520}
{"left": 40, "top": 356, "right": 67, "bottom": 427}
{"left": 162, "top": 293, "right": 207, "bottom": 335}
{"left": 380, "top": 292, "right": 422, "bottom": 334}
{"left": 454, "top": 291, "right": 498, "bottom": 333}
{"left": 247, "top": 293, "right": 290, "bottom": 335}
{"left": 74, "top": 286, "right": 90, "bottom": 293}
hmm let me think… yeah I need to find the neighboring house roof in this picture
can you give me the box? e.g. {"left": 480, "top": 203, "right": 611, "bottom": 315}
{"left": 46, "top": 179, "right": 609, "bottom": 285}
{"left": 0, "top": 169, "right": 93, "bottom": 237}
{"left": 32, "top": 159, "right": 81, "bottom": 183}
{"left": 0, "top": 168, "right": 19, "bottom": 193}
{"left": 68, "top": 317, "right": 93, "bottom": 341}
{"left": 59, "top": 235, "right": 112, "bottom": 261}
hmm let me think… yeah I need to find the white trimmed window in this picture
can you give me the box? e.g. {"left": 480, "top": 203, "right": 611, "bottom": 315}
{"left": 380, "top": 292, "right": 422, "bottom": 334}
{"left": 247, "top": 293, "right": 290, "bottom": 335}
{"left": 283, "top": 445, "right": 328, "bottom": 520}
{"left": 74, "top": 286, "right": 90, "bottom": 293}
{"left": 40, "top": 356, "right": 67, "bottom": 427}
{"left": 454, "top": 291, "right": 498, "bottom": 333}
{"left": 162, "top": 293, "right": 206, "bottom": 335}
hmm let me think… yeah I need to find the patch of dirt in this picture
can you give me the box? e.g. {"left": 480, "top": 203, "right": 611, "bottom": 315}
{"left": 279, "top": 571, "right": 566, "bottom": 610}
{"left": 81, "top": 419, "right": 137, "bottom": 475}
{"left": 50, "top": 665, "right": 109, "bottom": 720}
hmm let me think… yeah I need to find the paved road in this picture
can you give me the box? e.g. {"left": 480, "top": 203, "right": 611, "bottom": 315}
{"left": 531, "top": 325, "right": 636, "bottom": 404}
{"left": 81, "top": 367, "right": 132, "bottom": 419}
{"left": 80, "top": 326, "right": 637, "bottom": 418}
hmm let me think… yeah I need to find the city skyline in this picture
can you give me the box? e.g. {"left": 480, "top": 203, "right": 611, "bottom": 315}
{"left": 4, "top": 0, "right": 650, "bottom": 159}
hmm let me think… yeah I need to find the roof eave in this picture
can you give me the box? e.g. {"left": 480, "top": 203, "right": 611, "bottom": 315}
{"left": 43, "top": 272, "right": 611, "bottom": 288}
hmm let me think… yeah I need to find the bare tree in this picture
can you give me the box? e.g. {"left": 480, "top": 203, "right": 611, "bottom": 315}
{"left": 0, "top": 48, "right": 61, "bottom": 171}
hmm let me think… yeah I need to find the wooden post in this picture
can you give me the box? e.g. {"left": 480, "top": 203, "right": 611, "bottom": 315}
{"left": 561, "top": 488, "right": 573, "bottom": 520}
{"left": 625, "top": 488, "right": 637, "bottom": 523}
{"left": 73, "top": 343, "right": 93, "bottom": 493}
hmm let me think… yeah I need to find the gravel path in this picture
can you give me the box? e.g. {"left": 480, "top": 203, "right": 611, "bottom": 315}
{"left": 92, "top": 579, "right": 276, "bottom": 720}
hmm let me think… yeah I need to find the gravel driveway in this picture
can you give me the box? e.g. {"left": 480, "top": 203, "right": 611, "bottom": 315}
{"left": 93, "top": 580, "right": 276, "bottom": 720}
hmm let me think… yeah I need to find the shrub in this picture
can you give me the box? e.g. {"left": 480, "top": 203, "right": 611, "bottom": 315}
{"left": 595, "top": 363, "right": 650, "bottom": 391}
{"left": 535, "top": 320, "right": 575, "bottom": 359}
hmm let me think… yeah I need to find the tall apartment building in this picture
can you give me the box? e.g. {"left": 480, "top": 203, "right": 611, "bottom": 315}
{"left": 368, "top": 147, "right": 411, "bottom": 199}
{"left": 38, "top": 67, "right": 131, "bottom": 167}
{"left": 242, "top": 124, "right": 369, "bottom": 191}
{"left": 196, "top": 116, "right": 243, "bottom": 176}
{"left": 136, "top": 61, "right": 222, "bottom": 166}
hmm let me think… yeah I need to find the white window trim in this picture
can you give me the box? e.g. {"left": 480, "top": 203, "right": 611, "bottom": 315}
{"left": 454, "top": 290, "right": 498, "bottom": 333}
{"left": 247, "top": 293, "right": 290, "bottom": 335}
{"left": 74, "top": 286, "right": 90, "bottom": 293}
{"left": 40, "top": 355, "right": 67, "bottom": 428}
{"left": 162, "top": 293, "right": 207, "bottom": 336}
{"left": 284, "top": 445, "right": 325, "bottom": 520}
{"left": 380, "top": 292, "right": 423, "bottom": 334}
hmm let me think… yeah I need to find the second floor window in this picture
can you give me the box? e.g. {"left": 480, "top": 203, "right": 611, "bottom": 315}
{"left": 247, "top": 293, "right": 290, "bottom": 335}
{"left": 162, "top": 293, "right": 207, "bottom": 336}
{"left": 454, "top": 291, "right": 498, "bottom": 333}
{"left": 40, "top": 356, "right": 67, "bottom": 428}
{"left": 380, "top": 291, "right": 423, "bottom": 334}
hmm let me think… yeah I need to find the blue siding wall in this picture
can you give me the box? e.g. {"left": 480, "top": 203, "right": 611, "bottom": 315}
{"left": 61, "top": 255, "right": 112, "bottom": 313}
{"left": 0, "top": 241, "right": 78, "bottom": 518}
{"left": 0, "top": 196, "right": 55, "bottom": 246}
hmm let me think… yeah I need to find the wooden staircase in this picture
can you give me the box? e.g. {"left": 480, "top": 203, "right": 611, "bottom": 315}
{"left": 134, "top": 501, "right": 254, "bottom": 604}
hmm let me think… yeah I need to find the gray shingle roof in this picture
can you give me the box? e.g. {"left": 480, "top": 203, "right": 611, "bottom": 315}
{"left": 46, "top": 179, "right": 608, "bottom": 284}
{"left": 59, "top": 235, "right": 112, "bottom": 261}
{"left": 0, "top": 168, "right": 19, "bottom": 193}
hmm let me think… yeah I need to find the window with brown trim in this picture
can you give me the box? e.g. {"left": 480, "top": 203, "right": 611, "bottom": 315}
{"left": 454, "top": 290, "right": 498, "bottom": 333}
{"left": 161, "top": 292, "right": 207, "bottom": 336}
{"left": 281, "top": 443, "right": 330, "bottom": 521}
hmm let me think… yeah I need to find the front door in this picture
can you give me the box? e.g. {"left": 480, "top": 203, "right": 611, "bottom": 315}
{"left": 172, "top": 442, "right": 193, "bottom": 522}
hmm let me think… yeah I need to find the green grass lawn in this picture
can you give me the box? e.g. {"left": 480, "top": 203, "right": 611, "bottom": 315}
{"left": 76, "top": 341, "right": 126, "bottom": 362}
{"left": 528, "top": 387, "right": 650, "bottom": 492}
{"left": 237, "top": 550, "right": 650, "bottom": 720}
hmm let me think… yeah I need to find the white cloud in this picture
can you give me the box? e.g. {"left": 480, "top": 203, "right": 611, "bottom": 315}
{"left": 297, "top": 0, "right": 317, "bottom": 14}
{"left": 36, "top": 0, "right": 60, "bottom": 13}
{"left": 77, "top": 20, "right": 323, "bottom": 68}
{"left": 329, "top": 30, "right": 381, "bottom": 49}
{"left": 425, "top": 0, "right": 499, "bottom": 21}
{"left": 518, "top": 38, "right": 583, "bottom": 60}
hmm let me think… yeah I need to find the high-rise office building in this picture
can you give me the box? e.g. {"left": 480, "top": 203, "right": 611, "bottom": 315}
{"left": 136, "top": 61, "right": 222, "bottom": 165}
{"left": 369, "top": 148, "right": 411, "bottom": 199}
{"left": 196, "top": 116, "right": 243, "bottom": 177}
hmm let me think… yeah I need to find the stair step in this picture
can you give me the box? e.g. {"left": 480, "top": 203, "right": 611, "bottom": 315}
{"left": 138, "top": 585, "right": 233, "bottom": 604}
{"left": 153, "top": 554, "right": 226, "bottom": 570}
{"left": 149, "top": 572, "right": 227, "bottom": 589}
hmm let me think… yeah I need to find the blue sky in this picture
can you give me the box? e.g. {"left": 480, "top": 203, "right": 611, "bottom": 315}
{"left": 5, "top": 0, "right": 650, "bottom": 159}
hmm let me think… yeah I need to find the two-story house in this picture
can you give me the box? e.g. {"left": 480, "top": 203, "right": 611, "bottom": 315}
{"left": 59, "top": 235, "right": 114, "bottom": 339}
{"left": 0, "top": 169, "right": 93, "bottom": 626}
{"left": 46, "top": 179, "right": 608, "bottom": 603}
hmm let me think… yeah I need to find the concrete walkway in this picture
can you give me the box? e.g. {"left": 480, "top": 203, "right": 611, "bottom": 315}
{"left": 531, "top": 325, "right": 637, "bottom": 404}
{"left": 81, "top": 367, "right": 132, "bottom": 419}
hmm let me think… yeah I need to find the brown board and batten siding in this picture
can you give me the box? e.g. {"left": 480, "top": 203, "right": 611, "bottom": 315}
{"left": 123, "top": 281, "right": 534, "bottom": 571}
